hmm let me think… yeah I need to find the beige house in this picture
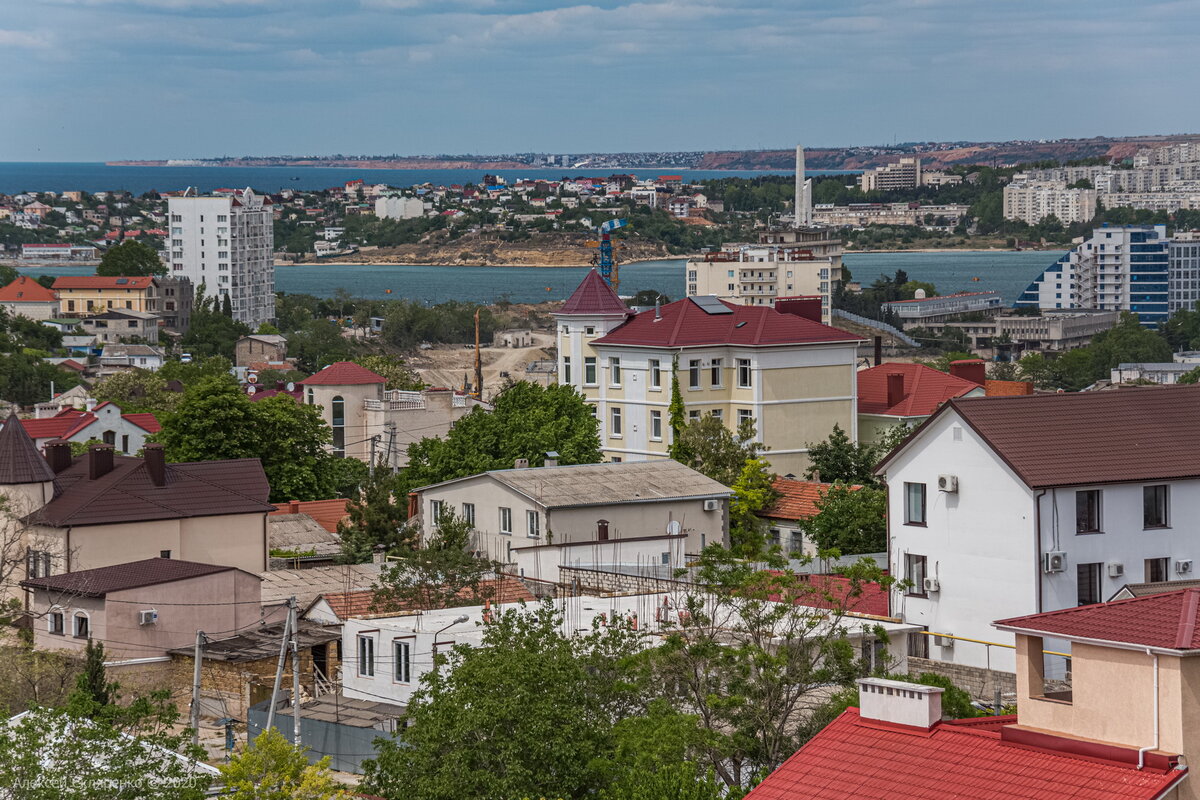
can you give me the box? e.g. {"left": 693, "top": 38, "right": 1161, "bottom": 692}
{"left": 22, "top": 557, "right": 266, "bottom": 661}
{"left": 235, "top": 334, "right": 289, "bottom": 367}
{"left": 412, "top": 459, "right": 731, "bottom": 580}
{"left": 556, "top": 270, "right": 864, "bottom": 476}
{"left": 0, "top": 420, "right": 273, "bottom": 607}
{"left": 0, "top": 276, "right": 58, "bottom": 320}
{"left": 299, "top": 362, "right": 486, "bottom": 469}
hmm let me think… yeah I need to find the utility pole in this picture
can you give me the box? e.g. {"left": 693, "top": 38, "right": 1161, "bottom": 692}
{"left": 368, "top": 435, "right": 379, "bottom": 479}
{"left": 265, "top": 599, "right": 293, "bottom": 735}
{"left": 290, "top": 597, "right": 302, "bottom": 747}
{"left": 190, "top": 629, "right": 205, "bottom": 747}
{"left": 384, "top": 422, "right": 397, "bottom": 473}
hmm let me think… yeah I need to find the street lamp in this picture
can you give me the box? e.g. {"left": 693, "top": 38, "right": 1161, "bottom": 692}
{"left": 433, "top": 615, "right": 470, "bottom": 675}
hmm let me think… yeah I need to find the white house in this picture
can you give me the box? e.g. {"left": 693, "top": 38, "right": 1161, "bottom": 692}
{"left": 877, "top": 384, "right": 1200, "bottom": 676}
{"left": 412, "top": 459, "right": 731, "bottom": 580}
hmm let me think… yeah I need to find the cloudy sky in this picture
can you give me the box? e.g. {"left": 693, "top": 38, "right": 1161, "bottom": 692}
{"left": 3, "top": 0, "right": 1197, "bottom": 161}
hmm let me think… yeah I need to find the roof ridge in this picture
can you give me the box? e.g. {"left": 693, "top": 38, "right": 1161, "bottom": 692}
{"left": 1176, "top": 588, "right": 1200, "bottom": 649}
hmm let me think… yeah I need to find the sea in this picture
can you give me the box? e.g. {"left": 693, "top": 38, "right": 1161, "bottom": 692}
{"left": 0, "top": 162, "right": 854, "bottom": 196}
{"left": 16, "top": 251, "right": 1060, "bottom": 307}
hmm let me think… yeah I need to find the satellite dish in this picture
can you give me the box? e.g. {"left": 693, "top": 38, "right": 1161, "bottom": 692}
{"left": 666, "top": 520, "right": 682, "bottom": 536}
{"left": 286, "top": 382, "right": 295, "bottom": 392}
{"left": 246, "top": 385, "right": 257, "bottom": 395}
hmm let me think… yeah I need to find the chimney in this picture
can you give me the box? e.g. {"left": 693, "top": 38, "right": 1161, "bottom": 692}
{"left": 544, "top": 451, "right": 559, "bottom": 468}
{"left": 45, "top": 439, "right": 72, "bottom": 474}
{"left": 873, "top": 336, "right": 882, "bottom": 367}
{"left": 88, "top": 444, "right": 114, "bottom": 480}
{"left": 773, "top": 296, "right": 823, "bottom": 323}
{"left": 810, "top": 469, "right": 821, "bottom": 484}
{"left": 372, "top": 544, "right": 387, "bottom": 565}
{"left": 887, "top": 372, "right": 906, "bottom": 408}
{"left": 514, "top": 458, "right": 530, "bottom": 469}
{"left": 857, "top": 677, "right": 944, "bottom": 729}
{"left": 143, "top": 443, "right": 166, "bottom": 487}
{"left": 949, "top": 359, "right": 987, "bottom": 386}
{"left": 85, "top": 398, "right": 97, "bottom": 412}
{"left": 654, "top": 296, "right": 662, "bottom": 321}
{"left": 289, "top": 500, "right": 301, "bottom": 513}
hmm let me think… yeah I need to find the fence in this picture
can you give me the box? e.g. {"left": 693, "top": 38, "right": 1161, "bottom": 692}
{"left": 832, "top": 308, "right": 922, "bottom": 348}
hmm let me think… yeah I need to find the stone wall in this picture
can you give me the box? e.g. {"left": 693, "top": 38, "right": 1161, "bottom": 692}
{"left": 908, "top": 656, "right": 1017, "bottom": 701}
{"left": 558, "top": 566, "right": 689, "bottom": 596}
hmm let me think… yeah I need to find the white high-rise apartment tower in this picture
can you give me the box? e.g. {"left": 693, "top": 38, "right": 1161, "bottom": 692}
{"left": 167, "top": 187, "right": 275, "bottom": 327}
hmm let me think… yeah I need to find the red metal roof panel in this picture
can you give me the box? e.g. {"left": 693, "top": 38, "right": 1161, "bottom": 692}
{"left": 995, "top": 588, "right": 1200, "bottom": 651}
{"left": 858, "top": 363, "right": 981, "bottom": 417}
{"left": 557, "top": 269, "right": 631, "bottom": 316}
{"left": 298, "top": 362, "right": 386, "bottom": 386}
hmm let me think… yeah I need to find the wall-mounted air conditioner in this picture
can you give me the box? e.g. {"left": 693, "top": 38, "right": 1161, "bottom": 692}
{"left": 1107, "top": 562, "right": 1124, "bottom": 578}
{"left": 937, "top": 474, "right": 958, "bottom": 493}
{"left": 702, "top": 499, "right": 720, "bottom": 512}
{"left": 923, "top": 577, "right": 940, "bottom": 593}
{"left": 1177, "top": 559, "right": 1194, "bottom": 575}
{"left": 138, "top": 610, "right": 158, "bottom": 626}
{"left": 1043, "top": 551, "right": 1067, "bottom": 574}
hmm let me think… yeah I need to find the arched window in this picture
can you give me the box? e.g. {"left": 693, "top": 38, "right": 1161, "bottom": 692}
{"left": 597, "top": 520, "right": 609, "bottom": 541}
{"left": 331, "top": 395, "right": 345, "bottom": 457}
{"left": 73, "top": 611, "right": 90, "bottom": 639}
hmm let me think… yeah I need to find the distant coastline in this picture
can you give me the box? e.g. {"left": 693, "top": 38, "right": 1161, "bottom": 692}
{"left": 106, "top": 158, "right": 532, "bottom": 169}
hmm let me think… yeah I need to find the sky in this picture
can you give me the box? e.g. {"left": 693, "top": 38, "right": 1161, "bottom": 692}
{"left": 3, "top": 0, "right": 1199, "bottom": 161}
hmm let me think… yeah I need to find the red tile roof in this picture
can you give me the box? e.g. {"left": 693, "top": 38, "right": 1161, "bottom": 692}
{"left": 51, "top": 276, "right": 157, "bottom": 290}
{"left": 557, "top": 269, "right": 630, "bottom": 316}
{"left": 880, "top": 385, "right": 1200, "bottom": 488}
{"left": 122, "top": 413, "right": 161, "bottom": 433}
{"left": 0, "top": 276, "right": 57, "bottom": 303}
{"left": 20, "top": 557, "right": 240, "bottom": 598}
{"left": 315, "top": 576, "right": 536, "bottom": 620}
{"left": 270, "top": 499, "right": 350, "bottom": 533}
{"left": 298, "top": 361, "right": 386, "bottom": 386}
{"left": 995, "top": 588, "right": 1200, "bottom": 652}
{"left": 0, "top": 412, "right": 55, "bottom": 485}
{"left": 16, "top": 407, "right": 161, "bottom": 440}
{"left": 746, "top": 707, "right": 1185, "bottom": 800}
{"left": 763, "top": 479, "right": 861, "bottom": 521}
{"left": 857, "top": 363, "right": 981, "bottom": 417}
{"left": 594, "top": 298, "right": 862, "bottom": 348}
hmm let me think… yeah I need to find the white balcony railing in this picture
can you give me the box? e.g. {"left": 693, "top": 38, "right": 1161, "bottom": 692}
{"left": 365, "top": 389, "right": 425, "bottom": 411}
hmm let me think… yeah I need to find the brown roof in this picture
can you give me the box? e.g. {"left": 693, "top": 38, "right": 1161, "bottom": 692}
{"left": 35, "top": 454, "right": 274, "bottom": 527}
{"left": 0, "top": 412, "right": 55, "bottom": 485}
{"left": 314, "top": 576, "right": 536, "bottom": 621}
{"left": 270, "top": 499, "right": 350, "bottom": 533}
{"left": 878, "top": 385, "right": 1200, "bottom": 489}
{"left": 21, "top": 557, "right": 241, "bottom": 598}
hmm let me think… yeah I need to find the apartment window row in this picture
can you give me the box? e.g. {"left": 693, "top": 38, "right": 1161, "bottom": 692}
{"left": 686, "top": 357, "right": 752, "bottom": 390}
{"left": 1076, "top": 485, "right": 1169, "bottom": 533}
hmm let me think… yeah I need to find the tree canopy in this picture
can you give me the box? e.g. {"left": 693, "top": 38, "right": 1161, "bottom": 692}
{"left": 218, "top": 728, "right": 346, "bottom": 800}
{"left": 671, "top": 415, "right": 765, "bottom": 486}
{"left": 799, "top": 484, "right": 887, "bottom": 555}
{"left": 95, "top": 240, "right": 166, "bottom": 277}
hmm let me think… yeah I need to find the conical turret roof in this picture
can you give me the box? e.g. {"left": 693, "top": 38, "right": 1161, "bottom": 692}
{"left": 558, "top": 269, "right": 630, "bottom": 316}
{"left": 0, "top": 412, "right": 54, "bottom": 485}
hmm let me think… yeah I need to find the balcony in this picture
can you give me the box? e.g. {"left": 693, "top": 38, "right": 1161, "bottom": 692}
{"left": 365, "top": 390, "right": 425, "bottom": 411}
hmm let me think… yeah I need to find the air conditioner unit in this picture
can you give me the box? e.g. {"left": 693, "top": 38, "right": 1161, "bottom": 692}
{"left": 1107, "top": 562, "right": 1125, "bottom": 578}
{"left": 1177, "top": 559, "right": 1194, "bottom": 575}
{"left": 933, "top": 633, "right": 954, "bottom": 648}
{"left": 1043, "top": 551, "right": 1067, "bottom": 574}
{"left": 138, "top": 609, "right": 158, "bottom": 626}
{"left": 937, "top": 474, "right": 958, "bottom": 493}
{"left": 923, "top": 576, "right": 940, "bottom": 593}
{"left": 702, "top": 499, "right": 721, "bottom": 512}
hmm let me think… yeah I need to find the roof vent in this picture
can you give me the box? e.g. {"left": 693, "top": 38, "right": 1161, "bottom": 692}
{"left": 857, "top": 677, "right": 943, "bottom": 729}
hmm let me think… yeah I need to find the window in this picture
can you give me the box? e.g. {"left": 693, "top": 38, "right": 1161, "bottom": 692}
{"left": 1077, "top": 563, "right": 1102, "bottom": 606}
{"left": 650, "top": 410, "right": 662, "bottom": 441}
{"left": 710, "top": 358, "right": 723, "bottom": 387}
{"left": 610, "top": 406, "right": 622, "bottom": 437}
{"left": 563, "top": 356, "right": 571, "bottom": 384}
{"left": 526, "top": 510, "right": 540, "bottom": 538}
{"left": 463, "top": 503, "right": 475, "bottom": 528}
{"left": 26, "top": 550, "right": 51, "bottom": 579}
{"left": 357, "top": 635, "right": 375, "bottom": 677}
{"left": 904, "top": 483, "right": 927, "bottom": 526}
{"left": 49, "top": 611, "right": 64, "bottom": 636}
{"left": 597, "top": 520, "right": 609, "bottom": 541}
{"left": 585, "top": 326, "right": 595, "bottom": 336}
{"left": 689, "top": 360, "right": 701, "bottom": 389}
{"left": 649, "top": 359, "right": 661, "bottom": 389}
{"left": 737, "top": 359, "right": 752, "bottom": 388}
{"left": 331, "top": 395, "right": 345, "bottom": 458}
{"left": 1076, "top": 490, "right": 1102, "bottom": 534}
{"left": 737, "top": 409, "right": 753, "bottom": 428}
{"left": 907, "top": 625, "right": 929, "bottom": 658}
{"left": 430, "top": 499, "right": 443, "bottom": 521}
{"left": 74, "top": 613, "right": 89, "bottom": 639}
{"left": 1145, "top": 557, "right": 1169, "bottom": 583}
{"left": 499, "top": 507, "right": 512, "bottom": 534}
{"left": 394, "top": 639, "right": 412, "bottom": 683}
{"left": 160, "top": 550, "right": 171, "bottom": 559}
{"left": 688, "top": 410, "right": 701, "bottom": 421}
{"left": 710, "top": 409, "right": 723, "bottom": 421}
{"left": 1144, "top": 485, "right": 1168, "bottom": 528}
{"left": 584, "top": 357, "right": 597, "bottom": 385}
{"left": 610, "top": 357, "right": 622, "bottom": 386}
{"left": 905, "top": 554, "right": 928, "bottom": 597}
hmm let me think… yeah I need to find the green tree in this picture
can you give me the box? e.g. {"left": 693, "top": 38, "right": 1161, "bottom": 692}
{"left": 95, "top": 240, "right": 165, "bottom": 277}
{"left": 353, "top": 354, "right": 424, "bottom": 391}
{"left": 402, "top": 381, "right": 601, "bottom": 489}
{"left": 91, "top": 369, "right": 180, "bottom": 414}
{"left": 337, "top": 466, "right": 414, "bottom": 563}
{"left": 1178, "top": 366, "right": 1200, "bottom": 385}
{"left": 289, "top": 318, "right": 354, "bottom": 373}
{"left": 798, "top": 485, "right": 887, "bottom": 554}
{"left": 672, "top": 415, "right": 764, "bottom": 486}
{"left": 728, "top": 457, "right": 779, "bottom": 557}
{"left": 181, "top": 290, "right": 251, "bottom": 359}
{"left": 804, "top": 424, "right": 882, "bottom": 485}
{"left": 256, "top": 322, "right": 282, "bottom": 335}
{"left": 667, "top": 355, "right": 688, "bottom": 461}
{"left": 371, "top": 511, "right": 497, "bottom": 611}
{"left": 72, "top": 639, "right": 115, "bottom": 713}
{"left": 361, "top": 600, "right": 643, "bottom": 800}
{"left": 218, "top": 728, "right": 346, "bottom": 800}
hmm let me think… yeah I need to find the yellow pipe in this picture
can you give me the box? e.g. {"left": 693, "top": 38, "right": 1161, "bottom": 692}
{"left": 917, "top": 630, "right": 1070, "bottom": 658}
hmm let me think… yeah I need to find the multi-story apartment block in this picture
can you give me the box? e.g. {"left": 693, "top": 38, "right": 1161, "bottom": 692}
{"left": 812, "top": 203, "right": 970, "bottom": 229}
{"left": 940, "top": 308, "right": 1120, "bottom": 355}
{"left": 167, "top": 187, "right": 274, "bottom": 327}
{"left": 857, "top": 157, "right": 922, "bottom": 192}
{"left": 51, "top": 275, "right": 192, "bottom": 333}
{"left": 1015, "top": 224, "right": 1171, "bottom": 326}
{"left": 685, "top": 229, "right": 843, "bottom": 324}
{"left": 1002, "top": 181, "right": 1098, "bottom": 225}
{"left": 1170, "top": 231, "right": 1200, "bottom": 313}
{"left": 556, "top": 270, "right": 864, "bottom": 476}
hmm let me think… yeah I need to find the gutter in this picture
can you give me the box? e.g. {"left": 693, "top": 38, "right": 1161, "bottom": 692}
{"left": 104, "top": 656, "right": 171, "bottom": 667}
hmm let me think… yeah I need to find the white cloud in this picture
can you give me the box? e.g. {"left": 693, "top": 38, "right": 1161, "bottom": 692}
{"left": 0, "top": 29, "right": 50, "bottom": 48}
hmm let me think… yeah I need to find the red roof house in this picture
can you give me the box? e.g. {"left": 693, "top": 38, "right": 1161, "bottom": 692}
{"left": 11, "top": 403, "right": 160, "bottom": 454}
{"left": 298, "top": 362, "right": 386, "bottom": 386}
{"left": 0, "top": 276, "right": 58, "bottom": 305}
{"left": 857, "top": 362, "right": 984, "bottom": 419}
{"left": 555, "top": 269, "right": 631, "bottom": 316}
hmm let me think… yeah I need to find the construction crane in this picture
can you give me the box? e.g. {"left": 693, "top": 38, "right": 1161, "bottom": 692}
{"left": 589, "top": 218, "right": 628, "bottom": 291}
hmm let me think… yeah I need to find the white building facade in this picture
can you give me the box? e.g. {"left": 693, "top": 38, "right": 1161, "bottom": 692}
{"left": 1002, "top": 181, "right": 1098, "bottom": 225}
{"left": 167, "top": 188, "right": 275, "bottom": 327}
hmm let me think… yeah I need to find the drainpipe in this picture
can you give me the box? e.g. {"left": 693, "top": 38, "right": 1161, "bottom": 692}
{"left": 1034, "top": 490, "right": 1046, "bottom": 614}
{"left": 1138, "top": 647, "right": 1160, "bottom": 770}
